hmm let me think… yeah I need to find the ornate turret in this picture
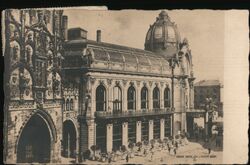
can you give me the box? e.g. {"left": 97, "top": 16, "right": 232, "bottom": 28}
{"left": 144, "top": 11, "right": 181, "bottom": 59}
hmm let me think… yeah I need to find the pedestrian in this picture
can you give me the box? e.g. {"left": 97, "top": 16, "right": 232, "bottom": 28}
{"left": 144, "top": 148, "right": 146, "bottom": 156}
{"left": 126, "top": 153, "right": 129, "bottom": 163}
{"left": 195, "top": 131, "right": 198, "bottom": 142}
{"left": 175, "top": 141, "right": 178, "bottom": 150}
{"left": 218, "top": 137, "right": 222, "bottom": 147}
{"left": 168, "top": 146, "right": 171, "bottom": 153}
{"left": 108, "top": 154, "right": 112, "bottom": 164}
{"left": 82, "top": 152, "right": 85, "bottom": 162}
{"left": 216, "top": 136, "right": 219, "bottom": 147}
{"left": 173, "top": 148, "right": 176, "bottom": 155}
{"left": 207, "top": 142, "right": 211, "bottom": 154}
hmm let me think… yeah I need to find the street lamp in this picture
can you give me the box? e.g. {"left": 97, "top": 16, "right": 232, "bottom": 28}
{"left": 169, "top": 53, "right": 182, "bottom": 136}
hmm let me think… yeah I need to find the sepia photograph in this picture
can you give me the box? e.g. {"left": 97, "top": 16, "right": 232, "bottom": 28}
{"left": 1, "top": 7, "right": 248, "bottom": 164}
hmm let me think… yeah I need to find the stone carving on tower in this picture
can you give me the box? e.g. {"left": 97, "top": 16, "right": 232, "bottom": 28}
{"left": 4, "top": 9, "right": 68, "bottom": 163}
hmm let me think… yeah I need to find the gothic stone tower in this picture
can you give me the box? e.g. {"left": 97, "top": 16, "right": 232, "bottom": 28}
{"left": 3, "top": 9, "right": 67, "bottom": 163}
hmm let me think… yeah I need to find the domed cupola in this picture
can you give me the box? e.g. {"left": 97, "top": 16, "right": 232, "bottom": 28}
{"left": 145, "top": 11, "right": 181, "bottom": 59}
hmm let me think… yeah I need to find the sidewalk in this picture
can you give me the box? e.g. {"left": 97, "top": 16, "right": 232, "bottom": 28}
{"left": 61, "top": 141, "right": 223, "bottom": 164}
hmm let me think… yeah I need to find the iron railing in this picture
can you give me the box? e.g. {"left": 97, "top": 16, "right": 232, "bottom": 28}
{"left": 95, "top": 108, "right": 173, "bottom": 119}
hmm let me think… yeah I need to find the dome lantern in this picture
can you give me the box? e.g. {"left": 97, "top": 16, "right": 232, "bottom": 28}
{"left": 144, "top": 11, "right": 181, "bottom": 59}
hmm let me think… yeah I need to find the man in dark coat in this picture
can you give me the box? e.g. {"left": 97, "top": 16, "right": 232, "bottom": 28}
{"left": 126, "top": 154, "right": 129, "bottom": 162}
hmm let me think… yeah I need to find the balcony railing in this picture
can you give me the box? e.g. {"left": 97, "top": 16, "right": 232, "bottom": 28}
{"left": 95, "top": 108, "right": 173, "bottom": 119}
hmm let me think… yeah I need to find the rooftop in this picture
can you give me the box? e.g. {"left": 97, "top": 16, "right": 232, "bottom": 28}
{"left": 194, "top": 80, "right": 221, "bottom": 87}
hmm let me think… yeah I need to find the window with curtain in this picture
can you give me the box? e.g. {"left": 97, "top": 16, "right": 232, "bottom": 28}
{"left": 96, "top": 85, "right": 106, "bottom": 112}
{"left": 113, "top": 86, "right": 122, "bottom": 112}
{"left": 127, "top": 86, "right": 136, "bottom": 110}
{"left": 164, "top": 87, "right": 171, "bottom": 108}
{"left": 153, "top": 87, "right": 160, "bottom": 109}
{"left": 141, "top": 87, "right": 148, "bottom": 109}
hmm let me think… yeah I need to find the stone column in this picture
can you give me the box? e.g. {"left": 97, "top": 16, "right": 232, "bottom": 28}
{"left": 136, "top": 121, "right": 141, "bottom": 142}
{"left": 75, "top": 125, "right": 79, "bottom": 163}
{"left": 122, "top": 81, "right": 128, "bottom": 111}
{"left": 160, "top": 118, "right": 165, "bottom": 140}
{"left": 106, "top": 123, "right": 113, "bottom": 152}
{"left": 171, "top": 115, "right": 173, "bottom": 136}
{"left": 181, "top": 112, "right": 187, "bottom": 132}
{"left": 189, "top": 80, "right": 194, "bottom": 108}
{"left": 136, "top": 83, "right": 141, "bottom": 111}
{"left": 148, "top": 84, "right": 153, "bottom": 110}
{"left": 107, "top": 79, "right": 113, "bottom": 112}
{"left": 160, "top": 85, "right": 164, "bottom": 109}
{"left": 87, "top": 119, "right": 95, "bottom": 149}
{"left": 149, "top": 120, "right": 154, "bottom": 140}
{"left": 79, "top": 120, "right": 88, "bottom": 157}
{"left": 122, "top": 122, "right": 128, "bottom": 147}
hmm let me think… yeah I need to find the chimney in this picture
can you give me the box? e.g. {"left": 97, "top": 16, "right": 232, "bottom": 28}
{"left": 96, "top": 30, "right": 101, "bottom": 42}
{"left": 62, "top": 15, "right": 68, "bottom": 40}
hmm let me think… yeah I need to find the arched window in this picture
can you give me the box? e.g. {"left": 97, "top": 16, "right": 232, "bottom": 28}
{"left": 153, "top": 87, "right": 160, "bottom": 109}
{"left": 66, "top": 99, "right": 70, "bottom": 111}
{"left": 70, "top": 99, "right": 74, "bottom": 110}
{"left": 127, "top": 86, "right": 136, "bottom": 110}
{"left": 164, "top": 88, "right": 171, "bottom": 108}
{"left": 141, "top": 87, "right": 148, "bottom": 109}
{"left": 96, "top": 85, "right": 106, "bottom": 111}
{"left": 113, "top": 86, "right": 122, "bottom": 112}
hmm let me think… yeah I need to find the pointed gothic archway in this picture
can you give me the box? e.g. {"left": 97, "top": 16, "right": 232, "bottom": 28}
{"left": 16, "top": 114, "right": 52, "bottom": 163}
{"left": 62, "top": 120, "right": 77, "bottom": 158}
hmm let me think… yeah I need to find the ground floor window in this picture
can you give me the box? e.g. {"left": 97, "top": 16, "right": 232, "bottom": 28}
{"left": 165, "top": 116, "right": 171, "bottom": 137}
{"left": 113, "top": 122, "right": 122, "bottom": 151}
{"left": 153, "top": 118, "right": 160, "bottom": 139}
{"left": 128, "top": 120, "right": 136, "bottom": 143}
{"left": 141, "top": 119, "right": 149, "bottom": 142}
{"left": 96, "top": 123, "right": 107, "bottom": 152}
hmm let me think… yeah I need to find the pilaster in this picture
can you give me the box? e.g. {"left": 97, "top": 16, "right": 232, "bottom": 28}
{"left": 122, "top": 122, "right": 128, "bottom": 146}
{"left": 149, "top": 120, "right": 154, "bottom": 140}
{"left": 160, "top": 118, "right": 165, "bottom": 140}
{"left": 106, "top": 123, "right": 113, "bottom": 152}
{"left": 136, "top": 121, "right": 142, "bottom": 142}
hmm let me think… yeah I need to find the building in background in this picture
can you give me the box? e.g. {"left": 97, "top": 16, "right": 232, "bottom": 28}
{"left": 194, "top": 80, "right": 223, "bottom": 117}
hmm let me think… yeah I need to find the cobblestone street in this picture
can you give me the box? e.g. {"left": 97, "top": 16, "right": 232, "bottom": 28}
{"left": 61, "top": 141, "right": 223, "bottom": 164}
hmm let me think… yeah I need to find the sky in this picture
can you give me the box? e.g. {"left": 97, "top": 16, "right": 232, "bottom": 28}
{"left": 64, "top": 9, "right": 225, "bottom": 83}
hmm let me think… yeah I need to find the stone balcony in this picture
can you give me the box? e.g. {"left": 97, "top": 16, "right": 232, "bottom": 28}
{"left": 95, "top": 108, "right": 174, "bottom": 119}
